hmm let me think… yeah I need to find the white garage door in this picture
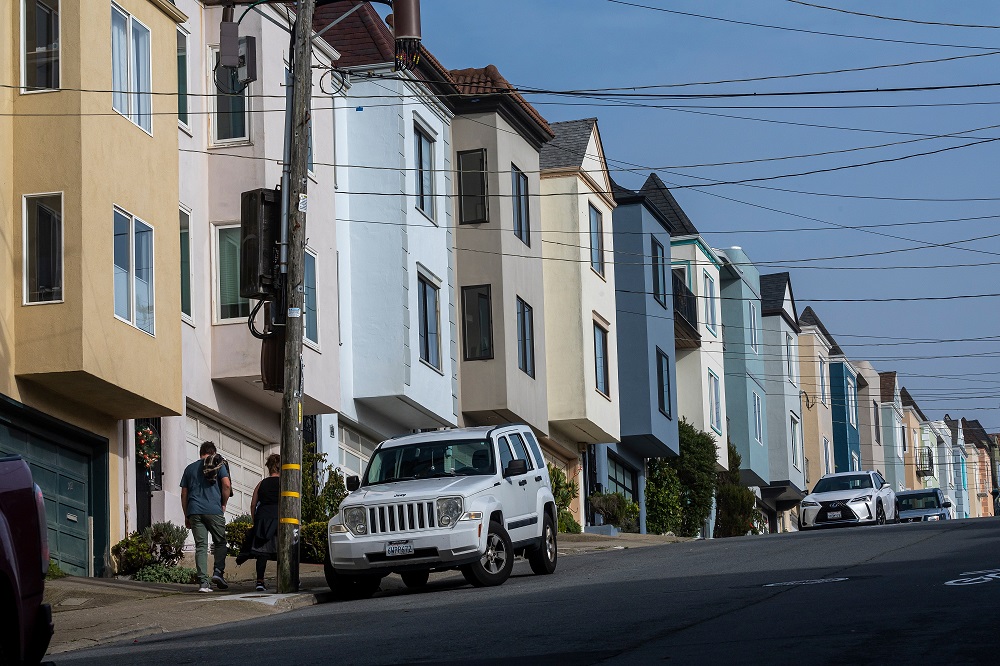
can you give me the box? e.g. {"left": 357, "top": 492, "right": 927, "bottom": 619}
{"left": 185, "top": 410, "right": 269, "bottom": 521}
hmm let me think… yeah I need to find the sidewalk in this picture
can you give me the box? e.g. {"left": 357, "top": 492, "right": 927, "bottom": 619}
{"left": 44, "top": 531, "right": 685, "bottom": 656}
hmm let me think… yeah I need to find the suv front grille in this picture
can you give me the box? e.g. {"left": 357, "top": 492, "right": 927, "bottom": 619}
{"left": 817, "top": 501, "right": 858, "bottom": 522}
{"left": 368, "top": 501, "right": 437, "bottom": 535}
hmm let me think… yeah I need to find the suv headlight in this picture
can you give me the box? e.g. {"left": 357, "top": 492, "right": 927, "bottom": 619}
{"left": 851, "top": 495, "right": 872, "bottom": 503}
{"left": 436, "top": 497, "right": 463, "bottom": 528}
{"left": 925, "top": 514, "right": 941, "bottom": 521}
{"left": 344, "top": 506, "right": 368, "bottom": 535}
{"left": 801, "top": 501, "right": 820, "bottom": 507}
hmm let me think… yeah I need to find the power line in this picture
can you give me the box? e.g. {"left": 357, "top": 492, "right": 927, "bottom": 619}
{"left": 784, "top": 0, "right": 1000, "bottom": 29}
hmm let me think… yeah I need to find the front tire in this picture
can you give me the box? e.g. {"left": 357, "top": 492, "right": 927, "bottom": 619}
{"left": 461, "top": 520, "right": 514, "bottom": 587}
{"left": 875, "top": 501, "right": 886, "bottom": 526}
{"left": 528, "top": 513, "right": 558, "bottom": 575}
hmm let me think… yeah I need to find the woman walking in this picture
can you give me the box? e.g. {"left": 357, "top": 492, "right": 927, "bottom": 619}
{"left": 238, "top": 453, "right": 281, "bottom": 591}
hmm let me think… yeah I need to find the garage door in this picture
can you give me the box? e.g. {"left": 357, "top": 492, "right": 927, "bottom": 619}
{"left": 0, "top": 424, "right": 92, "bottom": 577}
{"left": 185, "top": 410, "right": 268, "bottom": 521}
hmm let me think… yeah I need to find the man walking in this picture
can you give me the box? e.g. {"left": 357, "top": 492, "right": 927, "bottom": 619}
{"left": 180, "top": 441, "right": 231, "bottom": 593}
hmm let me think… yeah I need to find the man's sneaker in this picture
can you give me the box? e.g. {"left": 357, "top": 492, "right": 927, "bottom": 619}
{"left": 198, "top": 585, "right": 212, "bottom": 593}
{"left": 255, "top": 581, "right": 266, "bottom": 592}
{"left": 212, "top": 571, "right": 229, "bottom": 590}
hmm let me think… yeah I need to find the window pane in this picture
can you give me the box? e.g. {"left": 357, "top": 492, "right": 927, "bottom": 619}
{"left": 652, "top": 238, "right": 666, "bottom": 306}
{"left": 177, "top": 30, "right": 188, "bottom": 124}
{"left": 304, "top": 252, "right": 318, "bottom": 343}
{"left": 24, "top": 194, "right": 62, "bottom": 302}
{"left": 415, "top": 129, "right": 434, "bottom": 217}
{"left": 131, "top": 20, "right": 151, "bottom": 132}
{"left": 594, "top": 324, "right": 608, "bottom": 395}
{"left": 111, "top": 7, "right": 128, "bottom": 114}
{"left": 419, "top": 278, "right": 439, "bottom": 368}
{"left": 462, "top": 285, "right": 492, "bottom": 360}
{"left": 512, "top": 166, "right": 529, "bottom": 245}
{"left": 134, "top": 219, "right": 154, "bottom": 333}
{"left": 216, "top": 59, "right": 247, "bottom": 141}
{"left": 179, "top": 211, "right": 191, "bottom": 316}
{"left": 113, "top": 210, "right": 131, "bottom": 320}
{"left": 458, "top": 150, "right": 487, "bottom": 224}
{"left": 657, "top": 350, "right": 671, "bottom": 417}
{"left": 589, "top": 204, "right": 603, "bottom": 274}
{"left": 517, "top": 297, "right": 534, "bottom": 377}
{"left": 24, "top": 0, "right": 60, "bottom": 89}
{"left": 218, "top": 227, "right": 249, "bottom": 319}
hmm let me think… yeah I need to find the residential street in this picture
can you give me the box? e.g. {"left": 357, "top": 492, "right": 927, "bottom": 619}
{"left": 52, "top": 519, "right": 1000, "bottom": 665}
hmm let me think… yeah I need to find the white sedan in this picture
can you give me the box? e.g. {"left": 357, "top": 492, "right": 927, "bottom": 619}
{"left": 799, "top": 470, "right": 897, "bottom": 530}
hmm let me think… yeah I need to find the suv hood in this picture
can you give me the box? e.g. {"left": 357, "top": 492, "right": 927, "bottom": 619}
{"left": 804, "top": 489, "right": 875, "bottom": 503}
{"left": 344, "top": 476, "right": 499, "bottom": 505}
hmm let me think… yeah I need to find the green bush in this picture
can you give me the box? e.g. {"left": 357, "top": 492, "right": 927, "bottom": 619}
{"left": 46, "top": 560, "right": 67, "bottom": 580}
{"left": 302, "top": 443, "right": 349, "bottom": 524}
{"left": 111, "top": 531, "right": 155, "bottom": 575}
{"left": 142, "top": 522, "right": 188, "bottom": 566}
{"left": 226, "top": 514, "right": 253, "bottom": 556}
{"left": 548, "top": 464, "right": 578, "bottom": 513}
{"left": 645, "top": 458, "right": 682, "bottom": 535}
{"left": 558, "top": 509, "right": 582, "bottom": 534}
{"left": 672, "top": 420, "right": 719, "bottom": 537}
{"left": 133, "top": 564, "right": 198, "bottom": 584}
{"left": 714, "top": 442, "right": 761, "bottom": 538}
{"left": 589, "top": 492, "right": 640, "bottom": 533}
{"left": 300, "top": 521, "right": 328, "bottom": 564}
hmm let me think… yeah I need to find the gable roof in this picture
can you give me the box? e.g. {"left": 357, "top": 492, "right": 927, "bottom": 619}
{"left": 610, "top": 178, "right": 674, "bottom": 233}
{"left": 962, "top": 418, "right": 992, "bottom": 448}
{"left": 314, "top": 2, "right": 395, "bottom": 68}
{"left": 448, "top": 65, "right": 553, "bottom": 139}
{"left": 759, "top": 273, "right": 800, "bottom": 332}
{"left": 899, "top": 387, "right": 928, "bottom": 422}
{"left": 639, "top": 173, "right": 698, "bottom": 236}
{"left": 798, "top": 306, "right": 843, "bottom": 355}
{"left": 879, "top": 371, "right": 898, "bottom": 403}
{"left": 539, "top": 118, "right": 598, "bottom": 171}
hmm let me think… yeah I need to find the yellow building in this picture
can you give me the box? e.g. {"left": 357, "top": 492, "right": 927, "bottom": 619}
{"left": 1, "top": 0, "right": 186, "bottom": 575}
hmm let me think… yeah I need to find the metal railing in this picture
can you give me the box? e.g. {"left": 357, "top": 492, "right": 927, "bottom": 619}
{"left": 673, "top": 272, "right": 698, "bottom": 330}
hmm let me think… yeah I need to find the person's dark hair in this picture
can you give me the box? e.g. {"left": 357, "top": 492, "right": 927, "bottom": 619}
{"left": 266, "top": 454, "right": 281, "bottom": 475}
{"left": 199, "top": 441, "right": 217, "bottom": 457}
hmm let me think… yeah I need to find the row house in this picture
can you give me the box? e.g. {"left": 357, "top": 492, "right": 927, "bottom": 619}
{"left": 929, "top": 419, "right": 958, "bottom": 512}
{"left": 899, "top": 388, "right": 922, "bottom": 491}
{"left": 943, "top": 415, "right": 970, "bottom": 518}
{"left": 962, "top": 418, "right": 993, "bottom": 517}
{"left": 797, "top": 307, "right": 835, "bottom": 488}
{"left": 1, "top": 0, "right": 188, "bottom": 575}
{"left": 901, "top": 389, "right": 943, "bottom": 490}
{"left": 855, "top": 360, "right": 885, "bottom": 475}
{"left": 878, "top": 372, "right": 906, "bottom": 492}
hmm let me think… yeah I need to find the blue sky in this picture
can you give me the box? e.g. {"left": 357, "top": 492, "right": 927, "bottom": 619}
{"left": 395, "top": 1, "right": 1000, "bottom": 432}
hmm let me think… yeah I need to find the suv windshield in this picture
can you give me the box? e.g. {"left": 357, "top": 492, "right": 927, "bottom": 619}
{"left": 363, "top": 439, "right": 496, "bottom": 486}
{"left": 812, "top": 474, "right": 873, "bottom": 494}
{"left": 898, "top": 492, "right": 941, "bottom": 511}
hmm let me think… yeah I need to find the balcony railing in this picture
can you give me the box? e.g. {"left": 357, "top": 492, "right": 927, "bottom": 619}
{"left": 673, "top": 272, "right": 700, "bottom": 349}
{"left": 916, "top": 447, "right": 934, "bottom": 477}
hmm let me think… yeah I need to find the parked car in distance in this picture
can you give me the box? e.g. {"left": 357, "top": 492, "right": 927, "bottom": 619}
{"left": 0, "top": 455, "right": 53, "bottom": 664}
{"left": 799, "top": 470, "right": 897, "bottom": 530}
{"left": 896, "top": 489, "right": 952, "bottom": 523}
{"left": 326, "top": 425, "right": 558, "bottom": 600}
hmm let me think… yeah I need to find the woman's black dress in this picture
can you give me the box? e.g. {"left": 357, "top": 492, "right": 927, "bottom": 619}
{"left": 248, "top": 476, "right": 279, "bottom": 559}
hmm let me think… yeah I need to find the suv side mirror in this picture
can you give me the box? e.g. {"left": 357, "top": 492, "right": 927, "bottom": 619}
{"left": 881, "top": 482, "right": 889, "bottom": 489}
{"left": 504, "top": 459, "right": 528, "bottom": 478}
{"left": 346, "top": 475, "right": 361, "bottom": 492}
{"left": 942, "top": 500, "right": 952, "bottom": 508}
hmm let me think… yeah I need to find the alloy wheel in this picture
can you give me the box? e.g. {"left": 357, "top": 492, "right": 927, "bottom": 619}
{"left": 482, "top": 533, "right": 508, "bottom": 574}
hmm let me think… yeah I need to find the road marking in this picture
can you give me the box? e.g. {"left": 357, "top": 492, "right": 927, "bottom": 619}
{"left": 944, "top": 568, "right": 1000, "bottom": 586}
{"left": 763, "top": 577, "right": 849, "bottom": 587}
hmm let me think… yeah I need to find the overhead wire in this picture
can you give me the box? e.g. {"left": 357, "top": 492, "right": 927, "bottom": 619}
{"left": 784, "top": 1, "right": 1000, "bottom": 30}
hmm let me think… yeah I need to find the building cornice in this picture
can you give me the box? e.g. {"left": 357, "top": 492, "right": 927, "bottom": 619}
{"left": 151, "top": 0, "right": 188, "bottom": 23}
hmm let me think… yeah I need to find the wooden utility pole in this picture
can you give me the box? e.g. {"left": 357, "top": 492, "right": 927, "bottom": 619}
{"left": 276, "top": 0, "right": 317, "bottom": 594}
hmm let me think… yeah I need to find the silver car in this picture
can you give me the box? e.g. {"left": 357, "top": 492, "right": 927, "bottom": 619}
{"left": 896, "top": 489, "right": 952, "bottom": 523}
{"left": 799, "top": 470, "right": 897, "bottom": 530}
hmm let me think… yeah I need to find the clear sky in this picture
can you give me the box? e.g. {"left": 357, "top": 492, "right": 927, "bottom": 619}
{"left": 392, "top": 1, "right": 1000, "bottom": 433}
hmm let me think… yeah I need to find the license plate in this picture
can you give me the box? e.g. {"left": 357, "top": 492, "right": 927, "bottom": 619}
{"left": 385, "top": 542, "right": 414, "bottom": 557}
{"left": 827, "top": 511, "right": 841, "bottom": 520}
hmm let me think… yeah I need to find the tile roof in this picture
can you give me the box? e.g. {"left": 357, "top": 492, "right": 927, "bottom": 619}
{"left": 879, "top": 371, "right": 897, "bottom": 404}
{"left": 539, "top": 118, "right": 598, "bottom": 171}
{"left": 899, "top": 387, "right": 928, "bottom": 422}
{"left": 798, "top": 306, "right": 843, "bottom": 355}
{"left": 639, "top": 173, "right": 697, "bottom": 236}
{"left": 448, "top": 65, "right": 554, "bottom": 138}
{"left": 313, "top": 2, "right": 395, "bottom": 68}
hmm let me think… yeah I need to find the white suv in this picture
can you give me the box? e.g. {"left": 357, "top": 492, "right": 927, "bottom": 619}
{"left": 325, "top": 425, "right": 558, "bottom": 599}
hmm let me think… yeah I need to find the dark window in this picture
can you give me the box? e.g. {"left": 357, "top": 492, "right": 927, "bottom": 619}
{"left": 177, "top": 29, "right": 188, "bottom": 124}
{"left": 589, "top": 203, "right": 604, "bottom": 275}
{"left": 508, "top": 433, "right": 534, "bottom": 470}
{"left": 457, "top": 149, "right": 488, "bottom": 224}
{"left": 179, "top": 209, "right": 191, "bottom": 317}
{"left": 24, "top": 194, "right": 63, "bottom": 303}
{"left": 523, "top": 431, "right": 545, "bottom": 470}
{"left": 874, "top": 402, "right": 881, "bottom": 443}
{"left": 414, "top": 126, "right": 434, "bottom": 217}
{"left": 461, "top": 285, "right": 493, "bottom": 360}
{"left": 24, "top": 0, "right": 60, "bottom": 90}
{"left": 516, "top": 297, "right": 534, "bottom": 377}
{"left": 497, "top": 437, "right": 514, "bottom": 472}
{"left": 418, "top": 276, "right": 440, "bottom": 369}
{"left": 656, "top": 348, "right": 671, "bottom": 418}
{"left": 512, "top": 165, "right": 530, "bottom": 245}
{"left": 594, "top": 323, "right": 610, "bottom": 396}
{"left": 607, "top": 454, "right": 637, "bottom": 502}
{"left": 901, "top": 425, "right": 907, "bottom": 453}
{"left": 652, "top": 237, "right": 667, "bottom": 307}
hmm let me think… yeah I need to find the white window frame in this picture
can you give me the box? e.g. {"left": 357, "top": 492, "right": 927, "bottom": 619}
{"left": 413, "top": 121, "right": 435, "bottom": 221}
{"left": 749, "top": 301, "right": 759, "bottom": 353}
{"left": 177, "top": 27, "right": 190, "bottom": 131}
{"left": 113, "top": 206, "right": 155, "bottom": 336}
{"left": 753, "top": 391, "right": 763, "bottom": 444}
{"left": 851, "top": 451, "right": 860, "bottom": 472}
{"left": 785, "top": 333, "right": 796, "bottom": 385}
{"left": 819, "top": 357, "right": 827, "bottom": 404}
{"left": 417, "top": 272, "right": 441, "bottom": 371}
{"left": 20, "top": 0, "right": 62, "bottom": 93}
{"left": 179, "top": 205, "right": 193, "bottom": 324}
{"left": 703, "top": 271, "right": 717, "bottom": 335}
{"left": 213, "top": 223, "right": 249, "bottom": 324}
{"left": 823, "top": 437, "right": 832, "bottom": 475}
{"left": 791, "top": 414, "right": 801, "bottom": 469}
{"left": 22, "top": 191, "right": 64, "bottom": 305}
{"left": 303, "top": 247, "right": 320, "bottom": 350}
{"left": 111, "top": 4, "right": 153, "bottom": 135}
{"left": 708, "top": 369, "right": 722, "bottom": 434}
{"left": 847, "top": 376, "right": 857, "bottom": 427}
{"left": 208, "top": 45, "right": 251, "bottom": 146}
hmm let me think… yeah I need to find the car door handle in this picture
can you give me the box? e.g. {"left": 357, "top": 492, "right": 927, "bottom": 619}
{"left": 518, "top": 479, "right": 527, "bottom": 486}
{"left": 534, "top": 475, "right": 542, "bottom": 482}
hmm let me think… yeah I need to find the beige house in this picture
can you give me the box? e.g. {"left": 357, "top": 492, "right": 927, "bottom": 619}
{"left": 539, "top": 118, "right": 621, "bottom": 516}
{"left": 1, "top": 0, "right": 188, "bottom": 575}
{"left": 798, "top": 309, "right": 835, "bottom": 488}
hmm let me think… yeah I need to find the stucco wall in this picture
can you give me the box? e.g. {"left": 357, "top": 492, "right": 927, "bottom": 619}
{"left": 798, "top": 330, "right": 833, "bottom": 486}
{"left": 762, "top": 315, "right": 804, "bottom": 489}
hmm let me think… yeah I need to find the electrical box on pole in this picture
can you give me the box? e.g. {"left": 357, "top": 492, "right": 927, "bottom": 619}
{"left": 240, "top": 188, "right": 281, "bottom": 300}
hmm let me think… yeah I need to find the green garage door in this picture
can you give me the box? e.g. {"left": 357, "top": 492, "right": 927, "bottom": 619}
{"left": 0, "top": 423, "right": 94, "bottom": 577}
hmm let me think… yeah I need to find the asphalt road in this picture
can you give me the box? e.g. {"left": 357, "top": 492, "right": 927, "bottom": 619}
{"left": 53, "top": 518, "right": 1000, "bottom": 665}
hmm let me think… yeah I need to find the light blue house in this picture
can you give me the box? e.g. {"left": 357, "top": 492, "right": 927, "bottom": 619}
{"left": 879, "top": 372, "right": 907, "bottom": 492}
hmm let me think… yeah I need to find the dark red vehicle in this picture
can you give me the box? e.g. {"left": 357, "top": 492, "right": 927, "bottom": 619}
{"left": 0, "top": 455, "right": 53, "bottom": 664}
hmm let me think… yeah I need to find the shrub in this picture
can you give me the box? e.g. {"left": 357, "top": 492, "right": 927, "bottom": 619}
{"left": 111, "top": 532, "right": 155, "bottom": 575}
{"left": 672, "top": 420, "right": 719, "bottom": 537}
{"left": 142, "top": 522, "right": 188, "bottom": 566}
{"left": 133, "top": 564, "right": 198, "bottom": 584}
{"left": 645, "top": 458, "right": 682, "bottom": 535}
{"left": 589, "top": 492, "right": 640, "bottom": 533}
{"left": 558, "top": 509, "right": 582, "bottom": 534}
{"left": 46, "top": 560, "right": 67, "bottom": 580}
{"left": 300, "top": 521, "right": 328, "bottom": 564}
{"left": 714, "top": 442, "right": 760, "bottom": 538}
{"left": 302, "top": 443, "right": 349, "bottom": 524}
{"left": 548, "top": 464, "right": 578, "bottom": 513}
{"left": 226, "top": 514, "right": 253, "bottom": 556}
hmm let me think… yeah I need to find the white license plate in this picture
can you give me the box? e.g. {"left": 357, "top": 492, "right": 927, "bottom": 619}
{"left": 827, "top": 511, "right": 842, "bottom": 520}
{"left": 385, "top": 543, "right": 414, "bottom": 557}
